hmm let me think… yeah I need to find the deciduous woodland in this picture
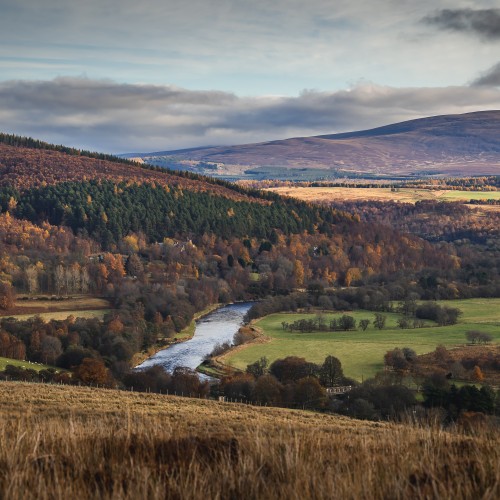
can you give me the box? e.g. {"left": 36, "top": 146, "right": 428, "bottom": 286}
{"left": 0, "top": 135, "right": 499, "bottom": 416}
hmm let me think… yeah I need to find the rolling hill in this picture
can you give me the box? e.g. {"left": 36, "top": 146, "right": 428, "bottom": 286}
{"left": 128, "top": 111, "right": 500, "bottom": 179}
{"left": 0, "top": 136, "right": 260, "bottom": 203}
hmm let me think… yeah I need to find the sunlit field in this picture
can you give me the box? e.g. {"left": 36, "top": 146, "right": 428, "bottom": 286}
{"left": 1, "top": 296, "right": 111, "bottom": 321}
{"left": 0, "top": 357, "right": 57, "bottom": 372}
{"left": 268, "top": 186, "right": 500, "bottom": 210}
{"left": 223, "top": 299, "right": 500, "bottom": 380}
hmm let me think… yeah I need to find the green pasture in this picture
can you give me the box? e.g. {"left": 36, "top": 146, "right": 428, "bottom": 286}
{"left": 0, "top": 357, "right": 58, "bottom": 372}
{"left": 435, "top": 298, "right": 500, "bottom": 325}
{"left": 224, "top": 300, "right": 500, "bottom": 381}
{"left": 438, "top": 190, "right": 500, "bottom": 202}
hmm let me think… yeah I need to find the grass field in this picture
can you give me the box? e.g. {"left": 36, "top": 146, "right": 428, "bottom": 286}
{"left": 223, "top": 299, "right": 500, "bottom": 381}
{"left": 436, "top": 298, "right": 500, "bottom": 325}
{"left": 0, "top": 381, "right": 498, "bottom": 499}
{"left": 0, "top": 357, "right": 57, "bottom": 372}
{"left": 5, "top": 309, "right": 110, "bottom": 321}
{"left": 268, "top": 186, "right": 500, "bottom": 208}
{"left": 1, "top": 296, "right": 112, "bottom": 321}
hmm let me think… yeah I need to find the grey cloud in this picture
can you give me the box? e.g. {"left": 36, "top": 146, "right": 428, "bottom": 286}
{"left": 473, "top": 62, "right": 500, "bottom": 86}
{"left": 1, "top": 77, "right": 500, "bottom": 153}
{"left": 423, "top": 8, "right": 500, "bottom": 40}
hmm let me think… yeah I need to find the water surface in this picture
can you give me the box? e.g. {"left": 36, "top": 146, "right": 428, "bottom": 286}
{"left": 137, "top": 302, "right": 252, "bottom": 373}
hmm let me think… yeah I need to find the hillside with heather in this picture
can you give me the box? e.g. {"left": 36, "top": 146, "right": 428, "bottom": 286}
{"left": 131, "top": 111, "right": 500, "bottom": 178}
{"left": 0, "top": 135, "right": 258, "bottom": 202}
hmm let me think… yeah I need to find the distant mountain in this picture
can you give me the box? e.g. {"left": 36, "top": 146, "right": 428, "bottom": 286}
{"left": 128, "top": 111, "right": 500, "bottom": 178}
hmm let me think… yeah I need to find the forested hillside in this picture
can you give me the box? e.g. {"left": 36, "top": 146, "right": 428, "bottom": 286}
{"left": 0, "top": 137, "right": 257, "bottom": 203}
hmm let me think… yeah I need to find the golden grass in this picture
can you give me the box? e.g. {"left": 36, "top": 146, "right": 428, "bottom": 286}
{"left": 5, "top": 309, "right": 110, "bottom": 321}
{"left": 0, "top": 381, "right": 498, "bottom": 499}
{"left": 268, "top": 187, "right": 500, "bottom": 212}
{"left": 1, "top": 296, "right": 112, "bottom": 321}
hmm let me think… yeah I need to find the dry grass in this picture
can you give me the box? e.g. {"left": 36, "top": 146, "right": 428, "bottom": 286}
{"left": 1, "top": 296, "right": 112, "bottom": 321}
{"left": 0, "top": 381, "right": 498, "bottom": 499}
{"left": 268, "top": 187, "right": 500, "bottom": 212}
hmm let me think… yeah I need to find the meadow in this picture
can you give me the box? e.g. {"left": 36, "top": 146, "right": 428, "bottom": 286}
{"left": 4, "top": 309, "right": 110, "bottom": 321}
{"left": 268, "top": 186, "right": 500, "bottom": 209}
{"left": 0, "top": 296, "right": 111, "bottom": 321}
{"left": 0, "top": 357, "right": 56, "bottom": 372}
{"left": 0, "top": 381, "right": 498, "bottom": 499}
{"left": 223, "top": 299, "right": 500, "bottom": 381}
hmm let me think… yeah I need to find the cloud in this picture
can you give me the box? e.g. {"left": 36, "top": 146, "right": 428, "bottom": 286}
{"left": 473, "top": 62, "right": 500, "bottom": 86}
{"left": 1, "top": 77, "right": 500, "bottom": 153}
{"left": 2, "top": 1, "right": 498, "bottom": 95}
{"left": 423, "top": 8, "right": 500, "bottom": 40}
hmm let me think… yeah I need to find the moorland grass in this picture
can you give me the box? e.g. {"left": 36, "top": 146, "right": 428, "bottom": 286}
{"left": 223, "top": 300, "right": 500, "bottom": 381}
{"left": 0, "top": 381, "right": 498, "bottom": 499}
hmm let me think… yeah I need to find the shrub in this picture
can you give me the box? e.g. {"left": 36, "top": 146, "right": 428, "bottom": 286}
{"left": 466, "top": 330, "right": 493, "bottom": 345}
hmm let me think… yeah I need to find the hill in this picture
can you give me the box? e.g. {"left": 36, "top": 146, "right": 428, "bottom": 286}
{"left": 0, "top": 135, "right": 259, "bottom": 203}
{"left": 1, "top": 381, "right": 498, "bottom": 499}
{"left": 0, "top": 134, "right": 353, "bottom": 245}
{"left": 131, "top": 111, "right": 500, "bottom": 179}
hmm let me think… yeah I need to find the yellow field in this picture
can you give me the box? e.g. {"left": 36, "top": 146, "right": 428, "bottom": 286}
{"left": 1, "top": 296, "right": 111, "bottom": 321}
{"left": 0, "top": 381, "right": 498, "bottom": 499}
{"left": 268, "top": 186, "right": 500, "bottom": 210}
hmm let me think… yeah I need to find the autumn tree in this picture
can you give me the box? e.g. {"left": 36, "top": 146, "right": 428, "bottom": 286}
{"left": 294, "top": 377, "right": 326, "bottom": 408}
{"left": 74, "top": 357, "right": 111, "bottom": 385}
{"left": 384, "top": 348, "right": 410, "bottom": 372}
{"left": 270, "top": 356, "right": 320, "bottom": 383}
{"left": 253, "top": 375, "right": 283, "bottom": 404}
{"left": 473, "top": 365, "right": 484, "bottom": 382}
{"left": 0, "top": 282, "right": 15, "bottom": 310}
{"left": 221, "top": 373, "right": 255, "bottom": 401}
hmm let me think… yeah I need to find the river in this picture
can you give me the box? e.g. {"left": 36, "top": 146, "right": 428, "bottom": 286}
{"left": 136, "top": 302, "right": 252, "bottom": 373}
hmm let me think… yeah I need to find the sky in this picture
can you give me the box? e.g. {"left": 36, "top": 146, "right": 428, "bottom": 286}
{"left": 0, "top": 0, "right": 500, "bottom": 153}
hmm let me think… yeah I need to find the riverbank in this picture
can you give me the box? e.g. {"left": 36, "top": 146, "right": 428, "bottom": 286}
{"left": 199, "top": 323, "right": 269, "bottom": 378}
{"left": 132, "top": 303, "right": 223, "bottom": 367}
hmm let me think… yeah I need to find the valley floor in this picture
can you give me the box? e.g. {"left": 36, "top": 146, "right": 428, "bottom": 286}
{"left": 223, "top": 299, "right": 500, "bottom": 381}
